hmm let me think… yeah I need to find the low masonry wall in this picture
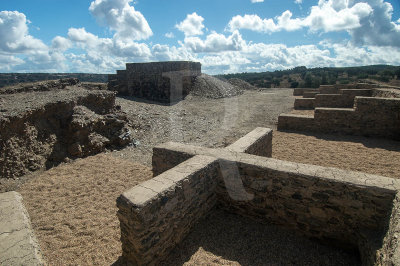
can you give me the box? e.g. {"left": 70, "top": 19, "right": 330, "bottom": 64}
{"left": 280, "top": 97, "right": 400, "bottom": 140}
{"left": 117, "top": 127, "right": 400, "bottom": 265}
{"left": 0, "top": 192, "right": 44, "bottom": 265}
{"left": 226, "top": 127, "right": 272, "bottom": 157}
{"left": 108, "top": 61, "right": 201, "bottom": 103}
{"left": 294, "top": 98, "right": 315, "bottom": 109}
{"left": 117, "top": 155, "right": 219, "bottom": 266}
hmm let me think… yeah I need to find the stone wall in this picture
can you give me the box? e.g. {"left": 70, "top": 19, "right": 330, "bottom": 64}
{"left": 108, "top": 61, "right": 201, "bottom": 103}
{"left": 294, "top": 98, "right": 315, "bottom": 109}
{"left": 226, "top": 127, "right": 272, "bottom": 157}
{"left": 118, "top": 127, "right": 400, "bottom": 265}
{"left": 279, "top": 97, "right": 400, "bottom": 140}
{"left": 117, "top": 155, "right": 219, "bottom": 265}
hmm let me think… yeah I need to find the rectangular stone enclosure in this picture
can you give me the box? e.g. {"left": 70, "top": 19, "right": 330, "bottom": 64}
{"left": 117, "top": 127, "right": 400, "bottom": 265}
{"left": 279, "top": 96, "right": 400, "bottom": 140}
{"left": 108, "top": 61, "right": 201, "bottom": 103}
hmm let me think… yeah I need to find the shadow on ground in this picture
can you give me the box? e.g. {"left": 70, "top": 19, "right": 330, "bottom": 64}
{"left": 280, "top": 130, "right": 400, "bottom": 152}
{"left": 113, "top": 208, "right": 360, "bottom": 265}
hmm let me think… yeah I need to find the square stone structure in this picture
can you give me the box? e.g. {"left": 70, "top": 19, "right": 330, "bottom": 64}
{"left": 108, "top": 61, "right": 201, "bottom": 103}
{"left": 117, "top": 127, "right": 400, "bottom": 266}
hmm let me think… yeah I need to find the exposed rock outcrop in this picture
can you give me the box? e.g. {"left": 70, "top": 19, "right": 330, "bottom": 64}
{"left": 0, "top": 85, "right": 133, "bottom": 179}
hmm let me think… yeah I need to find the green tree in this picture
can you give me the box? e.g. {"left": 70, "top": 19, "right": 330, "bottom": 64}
{"left": 304, "top": 72, "right": 312, "bottom": 87}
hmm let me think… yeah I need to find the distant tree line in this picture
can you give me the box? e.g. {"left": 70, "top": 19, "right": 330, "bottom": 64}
{"left": 0, "top": 73, "right": 108, "bottom": 88}
{"left": 217, "top": 65, "right": 400, "bottom": 88}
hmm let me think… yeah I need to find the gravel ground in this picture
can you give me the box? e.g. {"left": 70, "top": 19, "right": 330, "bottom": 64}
{"left": 10, "top": 86, "right": 400, "bottom": 265}
{"left": 111, "top": 88, "right": 293, "bottom": 166}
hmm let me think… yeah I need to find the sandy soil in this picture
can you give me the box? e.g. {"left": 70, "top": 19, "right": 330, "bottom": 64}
{"left": 13, "top": 87, "right": 400, "bottom": 265}
{"left": 165, "top": 209, "right": 360, "bottom": 266}
{"left": 273, "top": 131, "right": 400, "bottom": 179}
{"left": 289, "top": 109, "right": 315, "bottom": 116}
{"left": 18, "top": 154, "right": 152, "bottom": 265}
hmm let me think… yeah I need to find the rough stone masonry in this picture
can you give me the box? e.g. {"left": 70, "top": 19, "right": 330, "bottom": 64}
{"left": 117, "top": 127, "right": 400, "bottom": 266}
{"left": 108, "top": 61, "right": 201, "bottom": 103}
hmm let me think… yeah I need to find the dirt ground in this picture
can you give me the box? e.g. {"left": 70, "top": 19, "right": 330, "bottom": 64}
{"left": 14, "top": 88, "right": 400, "bottom": 265}
{"left": 19, "top": 154, "right": 152, "bottom": 265}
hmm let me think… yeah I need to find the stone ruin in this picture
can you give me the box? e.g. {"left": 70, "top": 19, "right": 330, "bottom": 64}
{"left": 117, "top": 127, "right": 400, "bottom": 265}
{"left": 108, "top": 61, "right": 201, "bottom": 103}
{"left": 279, "top": 83, "right": 400, "bottom": 140}
{"left": 0, "top": 78, "right": 133, "bottom": 179}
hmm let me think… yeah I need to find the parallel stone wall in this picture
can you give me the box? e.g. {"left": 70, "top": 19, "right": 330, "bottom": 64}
{"left": 280, "top": 97, "right": 400, "bottom": 140}
{"left": 108, "top": 61, "right": 201, "bottom": 103}
{"left": 117, "top": 155, "right": 219, "bottom": 265}
{"left": 294, "top": 84, "right": 376, "bottom": 110}
{"left": 118, "top": 127, "right": 400, "bottom": 265}
{"left": 226, "top": 127, "right": 272, "bottom": 157}
{"left": 293, "top": 83, "right": 376, "bottom": 97}
{"left": 294, "top": 98, "right": 315, "bottom": 109}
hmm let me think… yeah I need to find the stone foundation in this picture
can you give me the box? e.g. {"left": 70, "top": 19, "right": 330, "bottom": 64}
{"left": 108, "top": 61, "right": 201, "bottom": 103}
{"left": 117, "top": 127, "right": 400, "bottom": 265}
{"left": 280, "top": 96, "right": 400, "bottom": 140}
{"left": 0, "top": 192, "right": 44, "bottom": 265}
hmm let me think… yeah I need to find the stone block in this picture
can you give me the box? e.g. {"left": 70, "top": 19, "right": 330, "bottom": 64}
{"left": 0, "top": 191, "right": 44, "bottom": 265}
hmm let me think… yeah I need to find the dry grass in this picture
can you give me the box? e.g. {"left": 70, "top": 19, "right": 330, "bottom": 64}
{"left": 18, "top": 153, "right": 152, "bottom": 266}
{"left": 273, "top": 131, "right": 400, "bottom": 179}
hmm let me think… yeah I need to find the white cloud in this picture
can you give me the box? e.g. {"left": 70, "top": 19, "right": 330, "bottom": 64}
{"left": 227, "top": 0, "right": 373, "bottom": 33}
{"left": 350, "top": 0, "right": 400, "bottom": 47}
{"left": 89, "top": 0, "right": 152, "bottom": 41}
{"left": 0, "top": 11, "right": 47, "bottom": 53}
{"left": 251, "top": 0, "right": 264, "bottom": 3}
{"left": 52, "top": 36, "right": 72, "bottom": 51}
{"left": 176, "top": 12, "right": 205, "bottom": 36}
{"left": 0, "top": 55, "right": 24, "bottom": 71}
{"left": 165, "top": 32, "right": 175, "bottom": 38}
{"left": 183, "top": 30, "right": 245, "bottom": 53}
{"left": 304, "top": 0, "right": 373, "bottom": 32}
{"left": 295, "top": 0, "right": 302, "bottom": 4}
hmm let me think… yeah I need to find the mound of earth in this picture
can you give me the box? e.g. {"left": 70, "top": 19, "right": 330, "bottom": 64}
{"left": 190, "top": 74, "right": 244, "bottom": 99}
{"left": 0, "top": 78, "right": 80, "bottom": 94}
{"left": 0, "top": 85, "right": 133, "bottom": 179}
{"left": 228, "top": 78, "right": 258, "bottom": 90}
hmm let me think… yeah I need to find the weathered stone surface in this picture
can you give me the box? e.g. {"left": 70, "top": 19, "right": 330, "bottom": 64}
{"left": 294, "top": 98, "right": 315, "bottom": 109}
{"left": 0, "top": 191, "right": 44, "bottom": 265}
{"left": 108, "top": 61, "right": 201, "bottom": 103}
{"left": 0, "top": 88, "right": 133, "bottom": 178}
{"left": 119, "top": 127, "right": 400, "bottom": 265}
{"left": 117, "top": 155, "right": 219, "bottom": 265}
{"left": 279, "top": 97, "right": 400, "bottom": 140}
{"left": 226, "top": 127, "right": 272, "bottom": 157}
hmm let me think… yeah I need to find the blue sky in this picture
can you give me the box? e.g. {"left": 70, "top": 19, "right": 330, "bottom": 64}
{"left": 0, "top": 0, "right": 400, "bottom": 74}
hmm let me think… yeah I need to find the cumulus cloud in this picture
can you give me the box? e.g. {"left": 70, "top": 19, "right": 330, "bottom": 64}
{"left": 61, "top": 0, "right": 154, "bottom": 72}
{"left": 176, "top": 12, "right": 205, "bottom": 36}
{"left": 51, "top": 36, "right": 72, "bottom": 51}
{"left": 304, "top": 0, "right": 373, "bottom": 32}
{"left": 89, "top": 0, "right": 152, "bottom": 41}
{"left": 251, "top": 0, "right": 264, "bottom": 3}
{"left": 0, "top": 11, "right": 47, "bottom": 53}
{"left": 295, "top": 0, "right": 302, "bottom": 4}
{"left": 350, "top": 0, "right": 400, "bottom": 47}
{"left": 183, "top": 30, "right": 246, "bottom": 53}
{"left": 227, "top": 0, "right": 373, "bottom": 33}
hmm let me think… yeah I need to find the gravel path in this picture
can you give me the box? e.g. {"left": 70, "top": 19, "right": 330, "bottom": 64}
{"left": 111, "top": 88, "right": 293, "bottom": 166}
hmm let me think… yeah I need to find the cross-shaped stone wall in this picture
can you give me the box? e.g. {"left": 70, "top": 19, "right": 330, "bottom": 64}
{"left": 117, "top": 127, "right": 400, "bottom": 265}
